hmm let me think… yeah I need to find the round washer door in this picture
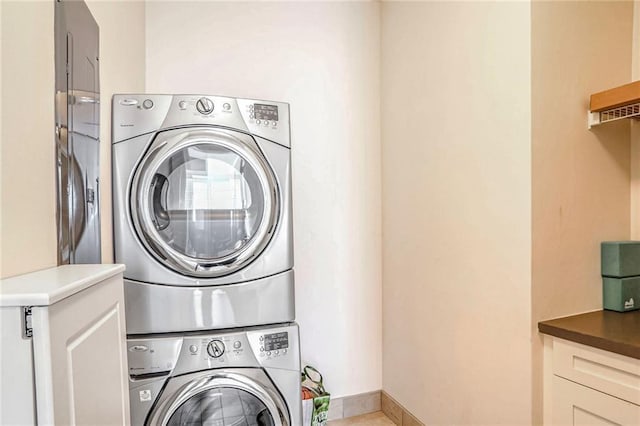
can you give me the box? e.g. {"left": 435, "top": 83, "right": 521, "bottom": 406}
{"left": 131, "top": 128, "right": 279, "bottom": 278}
{"left": 152, "top": 373, "right": 287, "bottom": 426}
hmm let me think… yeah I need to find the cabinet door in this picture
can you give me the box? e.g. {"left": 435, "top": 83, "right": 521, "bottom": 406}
{"left": 31, "top": 274, "right": 130, "bottom": 425}
{"left": 552, "top": 338, "right": 640, "bottom": 405}
{"left": 553, "top": 376, "right": 640, "bottom": 425}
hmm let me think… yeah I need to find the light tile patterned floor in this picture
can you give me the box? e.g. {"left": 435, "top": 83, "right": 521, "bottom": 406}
{"left": 328, "top": 411, "right": 395, "bottom": 426}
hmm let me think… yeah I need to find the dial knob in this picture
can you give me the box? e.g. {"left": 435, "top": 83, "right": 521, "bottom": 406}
{"left": 196, "top": 97, "right": 214, "bottom": 115}
{"left": 207, "top": 339, "right": 225, "bottom": 358}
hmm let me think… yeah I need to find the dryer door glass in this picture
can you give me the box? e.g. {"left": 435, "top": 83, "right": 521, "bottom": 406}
{"left": 132, "top": 129, "right": 279, "bottom": 278}
{"left": 152, "top": 143, "right": 264, "bottom": 259}
{"left": 166, "top": 387, "right": 276, "bottom": 426}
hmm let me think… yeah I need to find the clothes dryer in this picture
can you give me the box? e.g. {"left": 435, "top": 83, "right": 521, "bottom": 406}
{"left": 112, "top": 95, "right": 294, "bottom": 334}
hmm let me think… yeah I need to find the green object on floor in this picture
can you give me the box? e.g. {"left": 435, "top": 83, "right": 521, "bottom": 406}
{"left": 601, "top": 241, "right": 640, "bottom": 278}
{"left": 312, "top": 394, "right": 331, "bottom": 426}
{"left": 603, "top": 276, "right": 640, "bottom": 312}
{"left": 302, "top": 365, "right": 330, "bottom": 426}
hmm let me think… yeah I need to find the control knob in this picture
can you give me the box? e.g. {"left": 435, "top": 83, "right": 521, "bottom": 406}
{"left": 196, "top": 97, "right": 214, "bottom": 115}
{"left": 207, "top": 339, "right": 225, "bottom": 358}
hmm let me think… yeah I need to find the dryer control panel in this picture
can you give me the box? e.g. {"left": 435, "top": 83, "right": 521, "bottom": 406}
{"left": 112, "top": 94, "right": 290, "bottom": 148}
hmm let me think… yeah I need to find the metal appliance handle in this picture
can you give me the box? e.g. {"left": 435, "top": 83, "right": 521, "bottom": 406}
{"left": 151, "top": 173, "right": 170, "bottom": 231}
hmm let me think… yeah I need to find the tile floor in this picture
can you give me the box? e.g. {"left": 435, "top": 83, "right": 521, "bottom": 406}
{"left": 328, "top": 411, "right": 394, "bottom": 425}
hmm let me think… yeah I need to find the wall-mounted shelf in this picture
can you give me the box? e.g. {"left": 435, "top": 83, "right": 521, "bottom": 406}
{"left": 588, "top": 81, "right": 640, "bottom": 128}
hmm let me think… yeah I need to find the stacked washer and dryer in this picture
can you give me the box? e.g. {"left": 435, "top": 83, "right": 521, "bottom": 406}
{"left": 112, "top": 94, "right": 301, "bottom": 426}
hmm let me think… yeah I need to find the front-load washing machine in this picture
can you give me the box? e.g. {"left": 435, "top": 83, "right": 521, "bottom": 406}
{"left": 128, "top": 323, "right": 301, "bottom": 426}
{"left": 112, "top": 94, "right": 294, "bottom": 334}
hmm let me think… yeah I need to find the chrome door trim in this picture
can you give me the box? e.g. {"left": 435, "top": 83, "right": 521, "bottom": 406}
{"left": 130, "top": 128, "right": 280, "bottom": 278}
{"left": 149, "top": 371, "right": 286, "bottom": 426}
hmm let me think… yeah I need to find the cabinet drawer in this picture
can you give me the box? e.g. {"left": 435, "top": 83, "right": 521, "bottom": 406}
{"left": 553, "top": 338, "right": 640, "bottom": 405}
{"left": 552, "top": 376, "right": 640, "bottom": 425}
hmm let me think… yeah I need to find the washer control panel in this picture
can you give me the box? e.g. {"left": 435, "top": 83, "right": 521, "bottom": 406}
{"left": 128, "top": 324, "right": 300, "bottom": 379}
{"left": 180, "top": 333, "right": 250, "bottom": 366}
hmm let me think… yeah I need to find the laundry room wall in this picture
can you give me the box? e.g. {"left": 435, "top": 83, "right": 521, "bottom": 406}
{"left": 632, "top": 1, "right": 640, "bottom": 241}
{"left": 381, "top": 2, "right": 532, "bottom": 424}
{"left": 531, "top": 1, "right": 632, "bottom": 423}
{"left": 382, "top": 1, "right": 634, "bottom": 425}
{"left": 144, "top": 2, "right": 382, "bottom": 398}
{"left": 0, "top": 1, "right": 145, "bottom": 278}
{"left": 1, "top": 1, "right": 56, "bottom": 279}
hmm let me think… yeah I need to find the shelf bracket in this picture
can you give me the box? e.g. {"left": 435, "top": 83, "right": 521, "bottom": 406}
{"left": 588, "top": 102, "right": 640, "bottom": 129}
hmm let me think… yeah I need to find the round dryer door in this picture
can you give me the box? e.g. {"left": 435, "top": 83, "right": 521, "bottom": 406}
{"left": 150, "top": 373, "right": 287, "bottom": 426}
{"left": 131, "top": 128, "right": 279, "bottom": 278}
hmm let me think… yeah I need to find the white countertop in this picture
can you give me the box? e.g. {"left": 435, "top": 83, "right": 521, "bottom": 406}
{"left": 0, "top": 264, "right": 125, "bottom": 307}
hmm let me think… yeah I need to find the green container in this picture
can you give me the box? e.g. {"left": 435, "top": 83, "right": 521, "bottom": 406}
{"left": 603, "top": 276, "right": 640, "bottom": 312}
{"left": 601, "top": 241, "right": 640, "bottom": 278}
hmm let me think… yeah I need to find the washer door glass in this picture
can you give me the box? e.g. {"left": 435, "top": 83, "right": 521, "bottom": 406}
{"left": 132, "top": 129, "right": 279, "bottom": 278}
{"left": 166, "top": 387, "right": 275, "bottom": 426}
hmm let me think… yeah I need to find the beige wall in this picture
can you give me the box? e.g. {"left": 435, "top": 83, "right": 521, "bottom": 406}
{"left": 0, "top": 1, "right": 3, "bottom": 277}
{"left": 531, "top": 1, "right": 633, "bottom": 422}
{"left": 0, "top": 1, "right": 57, "bottom": 278}
{"left": 145, "top": 1, "right": 382, "bottom": 398}
{"left": 0, "top": 1, "right": 145, "bottom": 278}
{"left": 381, "top": 2, "right": 532, "bottom": 424}
{"left": 85, "top": 0, "right": 145, "bottom": 264}
{"left": 633, "top": 1, "right": 640, "bottom": 240}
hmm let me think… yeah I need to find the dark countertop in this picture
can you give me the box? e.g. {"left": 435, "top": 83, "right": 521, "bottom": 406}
{"left": 538, "top": 310, "right": 640, "bottom": 360}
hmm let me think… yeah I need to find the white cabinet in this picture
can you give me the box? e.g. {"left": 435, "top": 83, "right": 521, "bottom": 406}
{"left": 544, "top": 336, "right": 640, "bottom": 425}
{"left": 0, "top": 264, "right": 130, "bottom": 425}
{"left": 552, "top": 376, "right": 640, "bottom": 425}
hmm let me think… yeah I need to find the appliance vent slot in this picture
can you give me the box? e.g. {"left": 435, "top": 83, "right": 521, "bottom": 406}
{"left": 588, "top": 102, "right": 640, "bottom": 128}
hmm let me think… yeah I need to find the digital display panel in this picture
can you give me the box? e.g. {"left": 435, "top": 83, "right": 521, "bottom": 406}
{"left": 254, "top": 104, "right": 279, "bottom": 121}
{"left": 263, "top": 332, "right": 288, "bottom": 351}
